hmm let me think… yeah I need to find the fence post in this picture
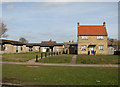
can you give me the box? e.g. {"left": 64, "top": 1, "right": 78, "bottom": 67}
{"left": 52, "top": 52, "right": 53, "bottom": 56}
{"left": 45, "top": 52, "right": 47, "bottom": 57}
{"left": 35, "top": 55, "right": 38, "bottom": 62}
{"left": 41, "top": 53, "right": 43, "bottom": 59}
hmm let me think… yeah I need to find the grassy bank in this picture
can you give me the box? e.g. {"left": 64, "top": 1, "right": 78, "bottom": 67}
{"left": 38, "top": 56, "right": 72, "bottom": 63}
{"left": 2, "top": 52, "right": 42, "bottom": 62}
{"left": 76, "top": 55, "right": 119, "bottom": 64}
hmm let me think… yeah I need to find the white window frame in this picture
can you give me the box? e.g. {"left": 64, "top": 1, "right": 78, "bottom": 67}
{"left": 82, "top": 45, "right": 86, "bottom": 51}
{"left": 5, "top": 44, "right": 7, "bottom": 51}
{"left": 22, "top": 46, "right": 24, "bottom": 50}
{"left": 35, "top": 46, "right": 39, "bottom": 50}
{"left": 97, "top": 36, "right": 103, "bottom": 40}
{"left": 99, "top": 45, "right": 103, "bottom": 51}
{"left": 82, "top": 36, "right": 88, "bottom": 40}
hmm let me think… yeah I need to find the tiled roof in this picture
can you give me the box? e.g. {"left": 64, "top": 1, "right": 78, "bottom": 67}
{"left": 0, "top": 39, "right": 25, "bottom": 45}
{"left": 78, "top": 25, "right": 107, "bottom": 35}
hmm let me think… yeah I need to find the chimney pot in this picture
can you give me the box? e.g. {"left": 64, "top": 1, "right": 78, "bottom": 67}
{"left": 77, "top": 22, "right": 80, "bottom": 27}
{"left": 103, "top": 22, "right": 106, "bottom": 27}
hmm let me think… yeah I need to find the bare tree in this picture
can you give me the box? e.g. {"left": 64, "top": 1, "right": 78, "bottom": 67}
{"left": 0, "top": 23, "right": 8, "bottom": 38}
{"left": 19, "top": 37, "right": 28, "bottom": 43}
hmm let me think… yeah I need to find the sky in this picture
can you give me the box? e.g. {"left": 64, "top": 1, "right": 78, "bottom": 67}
{"left": 1, "top": 2, "right": 118, "bottom": 43}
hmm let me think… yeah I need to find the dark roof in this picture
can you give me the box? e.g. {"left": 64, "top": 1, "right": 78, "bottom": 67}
{"left": 107, "top": 40, "right": 117, "bottom": 46}
{"left": 26, "top": 43, "right": 63, "bottom": 47}
{"left": 0, "top": 39, "right": 26, "bottom": 45}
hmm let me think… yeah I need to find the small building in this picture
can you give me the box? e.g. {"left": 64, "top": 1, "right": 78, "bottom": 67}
{"left": 77, "top": 22, "right": 108, "bottom": 55}
{"left": 40, "top": 40, "right": 63, "bottom": 52}
{"left": 0, "top": 39, "right": 29, "bottom": 54}
{"left": 107, "top": 39, "right": 118, "bottom": 55}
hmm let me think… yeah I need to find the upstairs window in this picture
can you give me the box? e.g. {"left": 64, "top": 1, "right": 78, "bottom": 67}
{"left": 82, "top": 36, "right": 88, "bottom": 40}
{"left": 99, "top": 45, "right": 103, "bottom": 51}
{"left": 82, "top": 45, "right": 86, "bottom": 51}
{"left": 97, "top": 36, "right": 103, "bottom": 40}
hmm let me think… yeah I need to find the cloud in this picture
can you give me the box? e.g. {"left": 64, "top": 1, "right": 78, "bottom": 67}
{"left": 3, "top": 18, "right": 16, "bottom": 22}
{"left": 2, "top": 0, "right": 120, "bottom": 2}
{"left": 36, "top": 2, "right": 68, "bottom": 10}
{"left": 6, "top": 4, "right": 14, "bottom": 10}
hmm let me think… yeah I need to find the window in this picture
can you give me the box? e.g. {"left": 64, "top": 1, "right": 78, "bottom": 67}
{"left": 82, "top": 45, "right": 86, "bottom": 51}
{"left": 21, "top": 47, "right": 23, "bottom": 51}
{"left": 5, "top": 44, "right": 7, "bottom": 51}
{"left": 35, "top": 47, "right": 39, "bottom": 50}
{"left": 82, "top": 36, "right": 88, "bottom": 40}
{"left": 97, "top": 36, "right": 103, "bottom": 40}
{"left": 99, "top": 45, "right": 103, "bottom": 51}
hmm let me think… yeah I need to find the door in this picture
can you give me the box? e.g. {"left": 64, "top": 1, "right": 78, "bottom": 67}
{"left": 90, "top": 46, "right": 94, "bottom": 54}
{"left": 16, "top": 46, "right": 18, "bottom": 53}
{"left": 43, "top": 47, "right": 47, "bottom": 52}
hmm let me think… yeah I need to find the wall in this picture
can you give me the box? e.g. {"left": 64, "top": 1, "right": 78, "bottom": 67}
{"left": 78, "top": 36, "right": 108, "bottom": 55}
{"left": 108, "top": 46, "right": 114, "bottom": 55}
{"left": 32, "top": 46, "right": 40, "bottom": 52}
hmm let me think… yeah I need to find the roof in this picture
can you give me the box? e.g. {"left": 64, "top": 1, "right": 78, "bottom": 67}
{"left": 0, "top": 39, "right": 25, "bottom": 45}
{"left": 78, "top": 25, "right": 107, "bottom": 35}
{"left": 107, "top": 39, "right": 117, "bottom": 46}
{"left": 41, "top": 40, "right": 56, "bottom": 44}
{"left": 0, "top": 39, "right": 63, "bottom": 47}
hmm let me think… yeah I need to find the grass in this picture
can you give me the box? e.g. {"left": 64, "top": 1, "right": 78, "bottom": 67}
{"left": 2, "top": 64, "right": 118, "bottom": 85}
{"left": 2, "top": 52, "right": 44, "bottom": 62}
{"left": 76, "top": 55, "right": 119, "bottom": 64}
{"left": 38, "top": 56, "right": 72, "bottom": 63}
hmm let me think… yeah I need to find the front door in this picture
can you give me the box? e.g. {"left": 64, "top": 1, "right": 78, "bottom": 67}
{"left": 16, "top": 46, "right": 18, "bottom": 53}
{"left": 90, "top": 46, "right": 94, "bottom": 54}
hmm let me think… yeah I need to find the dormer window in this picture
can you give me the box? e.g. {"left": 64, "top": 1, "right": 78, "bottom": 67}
{"left": 82, "top": 36, "right": 88, "bottom": 40}
{"left": 97, "top": 36, "right": 103, "bottom": 40}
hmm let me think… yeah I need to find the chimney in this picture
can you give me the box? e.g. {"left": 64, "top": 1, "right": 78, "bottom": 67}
{"left": 77, "top": 22, "right": 80, "bottom": 27}
{"left": 103, "top": 22, "right": 106, "bottom": 27}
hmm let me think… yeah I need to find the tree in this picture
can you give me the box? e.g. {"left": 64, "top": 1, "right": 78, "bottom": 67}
{"left": 19, "top": 37, "right": 28, "bottom": 43}
{"left": 0, "top": 23, "right": 8, "bottom": 38}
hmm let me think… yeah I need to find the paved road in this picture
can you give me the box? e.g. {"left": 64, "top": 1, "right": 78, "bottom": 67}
{"left": 1, "top": 61, "right": 119, "bottom": 67}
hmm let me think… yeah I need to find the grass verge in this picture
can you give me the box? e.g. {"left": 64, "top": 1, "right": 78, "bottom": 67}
{"left": 38, "top": 56, "right": 72, "bottom": 63}
{"left": 2, "top": 64, "right": 118, "bottom": 85}
{"left": 76, "top": 55, "right": 119, "bottom": 64}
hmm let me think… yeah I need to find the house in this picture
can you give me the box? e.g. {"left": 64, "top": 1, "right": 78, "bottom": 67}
{"left": 107, "top": 39, "right": 118, "bottom": 55}
{"left": 0, "top": 39, "right": 29, "bottom": 54}
{"left": 63, "top": 41, "right": 78, "bottom": 54}
{"left": 77, "top": 22, "right": 108, "bottom": 55}
{"left": 40, "top": 40, "right": 63, "bottom": 52}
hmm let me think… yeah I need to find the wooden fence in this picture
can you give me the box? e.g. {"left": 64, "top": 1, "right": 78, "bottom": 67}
{"left": 35, "top": 51, "right": 62, "bottom": 62}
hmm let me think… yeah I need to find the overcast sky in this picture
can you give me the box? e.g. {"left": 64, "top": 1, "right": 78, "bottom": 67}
{"left": 2, "top": 2, "right": 118, "bottom": 43}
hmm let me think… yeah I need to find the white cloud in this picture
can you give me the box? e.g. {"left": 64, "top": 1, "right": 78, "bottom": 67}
{"left": 2, "top": 0, "right": 119, "bottom": 2}
{"left": 6, "top": 4, "right": 14, "bottom": 10}
{"left": 36, "top": 2, "right": 68, "bottom": 9}
{"left": 3, "top": 18, "right": 16, "bottom": 22}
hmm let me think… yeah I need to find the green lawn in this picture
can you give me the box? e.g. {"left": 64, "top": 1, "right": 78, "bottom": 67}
{"left": 76, "top": 55, "right": 119, "bottom": 64}
{"left": 38, "top": 56, "right": 72, "bottom": 63}
{"left": 1, "top": 52, "right": 60, "bottom": 62}
{"left": 2, "top": 52, "right": 42, "bottom": 62}
{"left": 2, "top": 64, "right": 118, "bottom": 85}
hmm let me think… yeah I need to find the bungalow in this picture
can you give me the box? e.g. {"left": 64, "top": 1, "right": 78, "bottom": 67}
{"left": 0, "top": 39, "right": 64, "bottom": 54}
{"left": 0, "top": 39, "right": 29, "bottom": 54}
{"left": 77, "top": 22, "right": 108, "bottom": 55}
